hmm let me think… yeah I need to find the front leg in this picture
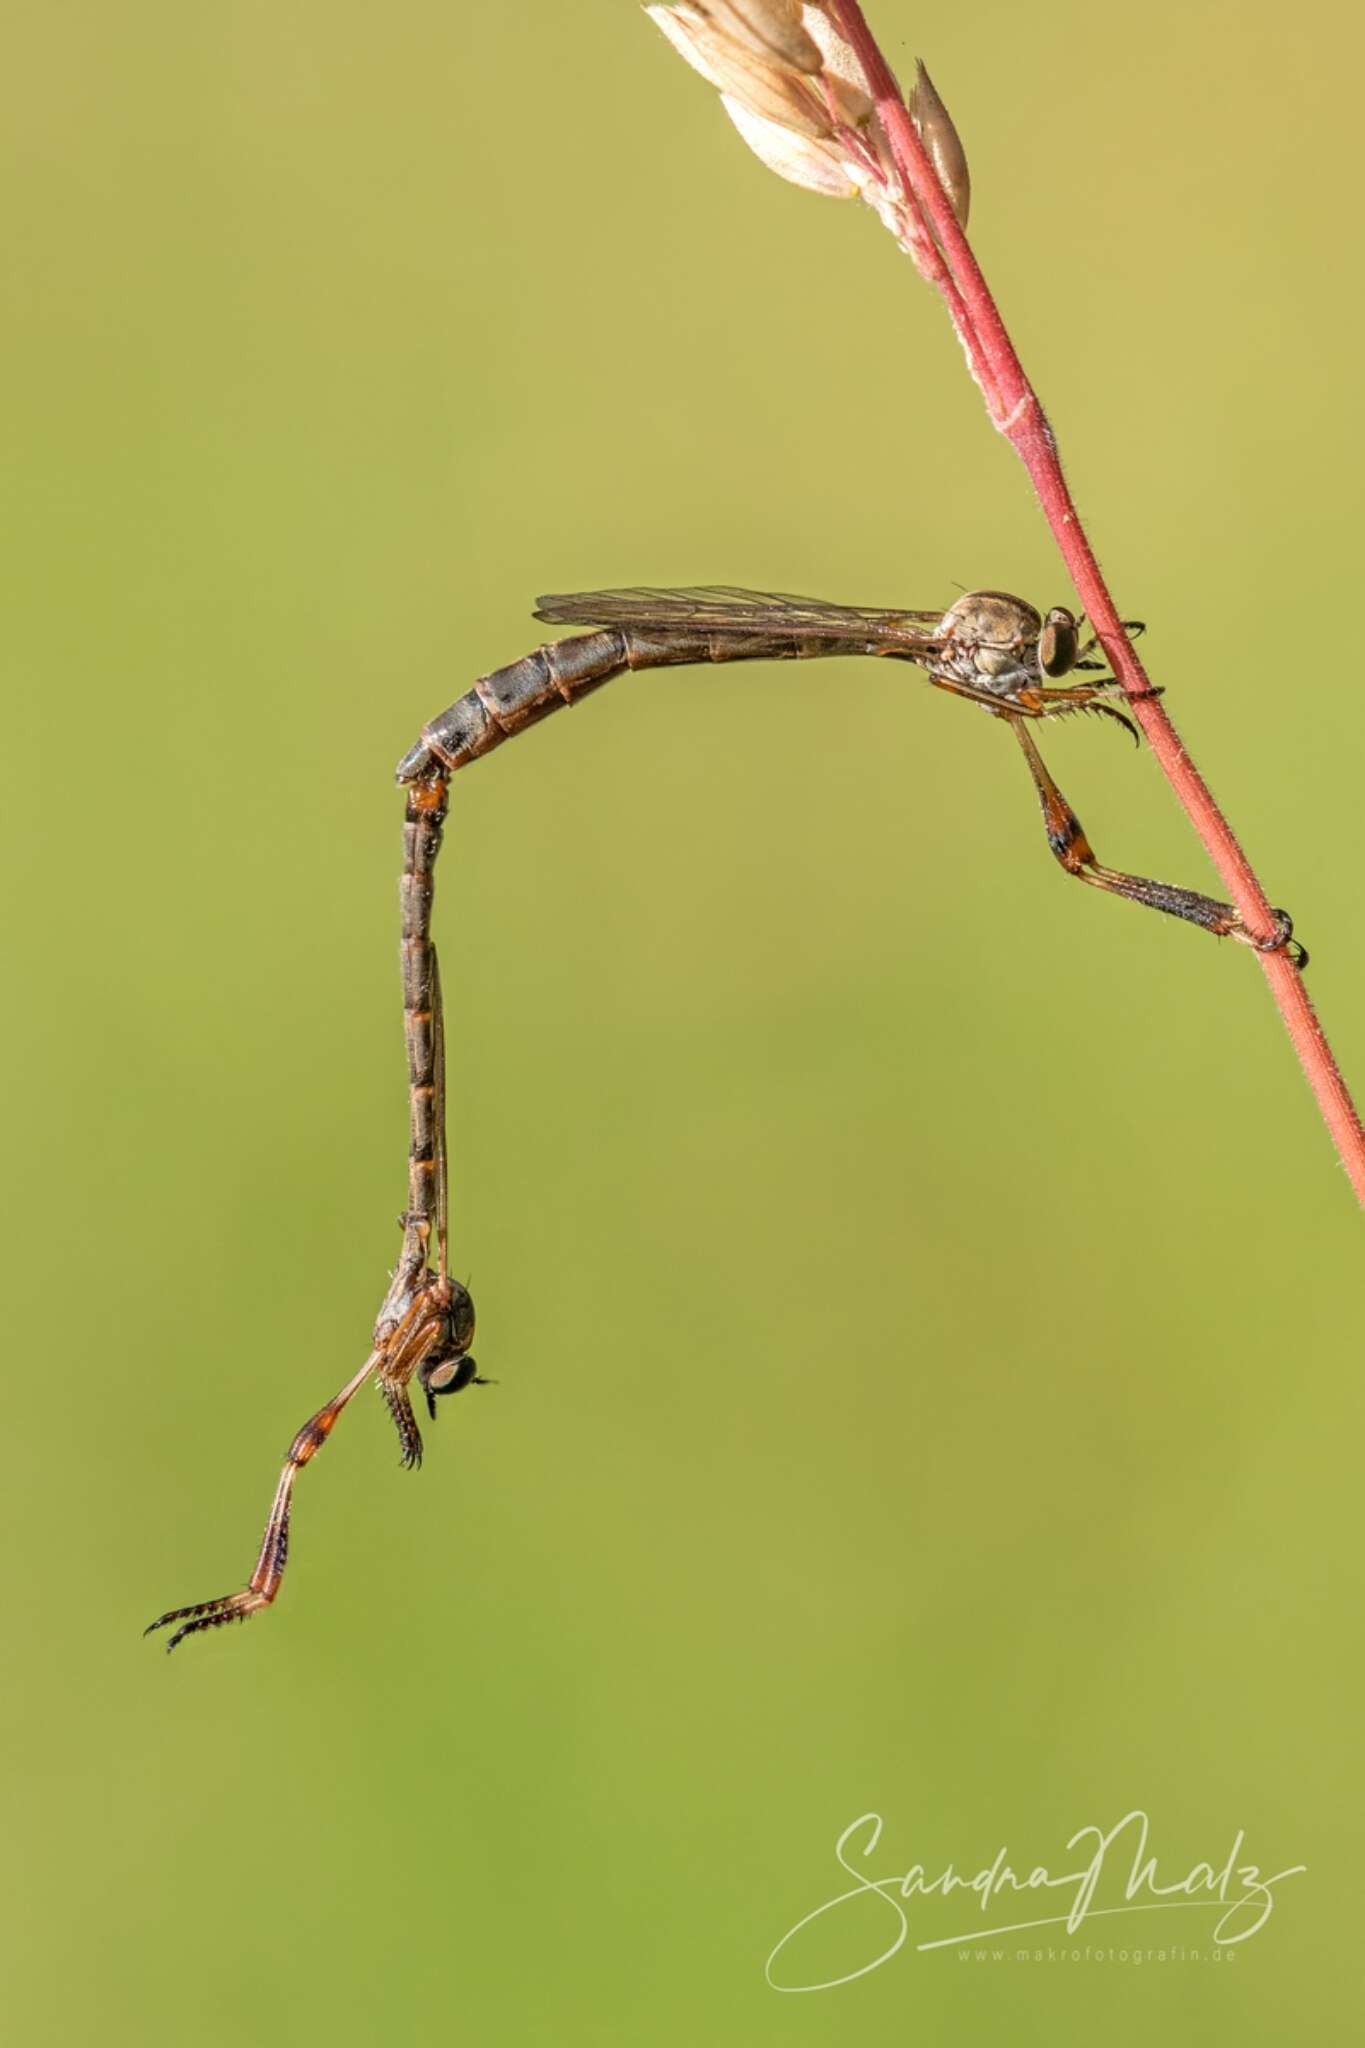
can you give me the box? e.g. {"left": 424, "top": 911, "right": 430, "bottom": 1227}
{"left": 1010, "top": 722, "right": 1306, "bottom": 964}
{"left": 374, "top": 1296, "right": 454, "bottom": 1466}
{"left": 378, "top": 1378, "right": 425, "bottom": 1470}
{"left": 925, "top": 668, "right": 1148, "bottom": 745}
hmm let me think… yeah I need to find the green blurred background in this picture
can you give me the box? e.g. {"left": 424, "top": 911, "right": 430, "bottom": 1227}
{"left": 2, "top": 1, "right": 1361, "bottom": 2040}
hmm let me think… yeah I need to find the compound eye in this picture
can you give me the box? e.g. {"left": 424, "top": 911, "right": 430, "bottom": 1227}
{"left": 424, "top": 1354, "right": 478, "bottom": 1400}
{"left": 1038, "top": 607, "right": 1079, "bottom": 678}
{"left": 419, "top": 1351, "right": 481, "bottom": 1418}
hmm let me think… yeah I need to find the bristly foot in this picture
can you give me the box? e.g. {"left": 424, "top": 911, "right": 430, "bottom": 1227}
{"left": 379, "top": 1379, "right": 425, "bottom": 1470}
{"left": 144, "top": 1590, "right": 266, "bottom": 1653}
{"left": 1257, "top": 908, "right": 1308, "bottom": 971}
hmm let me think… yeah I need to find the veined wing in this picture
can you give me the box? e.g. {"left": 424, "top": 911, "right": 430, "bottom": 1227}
{"left": 431, "top": 944, "right": 448, "bottom": 1284}
{"left": 533, "top": 585, "right": 945, "bottom": 650}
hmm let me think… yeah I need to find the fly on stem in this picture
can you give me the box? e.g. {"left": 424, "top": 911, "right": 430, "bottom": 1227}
{"left": 644, "top": 3, "right": 971, "bottom": 263}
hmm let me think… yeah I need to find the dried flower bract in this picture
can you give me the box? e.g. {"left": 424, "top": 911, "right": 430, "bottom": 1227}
{"left": 701, "top": 1, "right": 823, "bottom": 73}
{"left": 645, "top": 5, "right": 971, "bottom": 279}
{"left": 647, "top": 4, "right": 834, "bottom": 139}
{"left": 719, "top": 94, "right": 859, "bottom": 196}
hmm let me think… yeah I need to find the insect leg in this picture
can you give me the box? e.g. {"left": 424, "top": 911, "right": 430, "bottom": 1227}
{"left": 145, "top": 1348, "right": 381, "bottom": 1651}
{"left": 375, "top": 1302, "right": 458, "bottom": 1468}
{"left": 378, "top": 1380, "right": 425, "bottom": 1470}
{"left": 1010, "top": 722, "right": 1305, "bottom": 964}
{"left": 1073, "top": 617, "right": 1147, "bottom": 664}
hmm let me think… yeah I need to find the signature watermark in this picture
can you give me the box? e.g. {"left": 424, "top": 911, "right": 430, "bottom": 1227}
{"left": 766, "top": 1808, "right": 1306, "bottom": 1993}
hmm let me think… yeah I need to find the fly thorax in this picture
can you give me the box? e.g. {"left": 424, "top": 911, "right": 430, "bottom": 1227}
{"left": 441, "top": 1279, "right": 476, "bottom": 1353}
{"left": 933, "top": 589, "right": 1044, "bottom": 697}
{"left": 926, "top": 640, "right": 1037, "bottom": 696}
{"left": 374, "top": 1273, "right": 422, "bottom": 1343}
{"left": 970, "top": 645, "right": 1040, "bottom": 695}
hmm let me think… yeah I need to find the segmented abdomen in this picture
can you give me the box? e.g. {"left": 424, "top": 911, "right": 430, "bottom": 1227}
{"left": 394, "top": 626, "right": 870, "bottom": 783}
{"left": 382, "top": 775, "right": 447, "bottom": 1330}
{"left": 396, "top": 630, "right": 633, "bottom": 781}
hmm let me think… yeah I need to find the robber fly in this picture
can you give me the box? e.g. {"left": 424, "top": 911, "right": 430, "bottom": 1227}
{"left": 146, "top": 778, "right": 487, "bottom": 1651}
{"left": 396, "top": 586, "right": 1300, "bottom": 958}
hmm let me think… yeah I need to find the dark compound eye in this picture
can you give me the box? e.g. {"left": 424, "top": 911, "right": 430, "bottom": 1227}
{"left": 1038, "top": 607, "right": 1079, "bottom": 678}
{"left": 419, "top": 1351, "right": 486, "bottom": 1418}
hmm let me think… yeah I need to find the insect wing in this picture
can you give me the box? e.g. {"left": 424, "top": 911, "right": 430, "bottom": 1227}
{"left": 430, "top": 944, "right": 449, "bottom": 1283}
{"left": 533, "top": 585, "right": 943, "bottom": 651}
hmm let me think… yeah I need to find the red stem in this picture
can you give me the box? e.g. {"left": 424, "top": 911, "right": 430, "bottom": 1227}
{"left": 829, "top": 0, "right": 1365, "bottom": 1205}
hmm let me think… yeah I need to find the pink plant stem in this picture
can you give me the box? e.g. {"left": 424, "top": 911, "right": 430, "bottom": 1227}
{"left": 828, "top": 0, "right": 1365, "bottom": 1204}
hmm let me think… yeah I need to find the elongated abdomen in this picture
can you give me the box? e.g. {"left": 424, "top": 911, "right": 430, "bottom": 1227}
{"left": 394, "top": 626, "right": 872, "bottom": 783}
{"left": 397, "top": 630, "right": 636, "bottom": 781}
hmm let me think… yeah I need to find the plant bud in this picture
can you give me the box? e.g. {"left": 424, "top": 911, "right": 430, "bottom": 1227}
{"left": 910, "top": 60, "right": 970, "bottom": 229}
